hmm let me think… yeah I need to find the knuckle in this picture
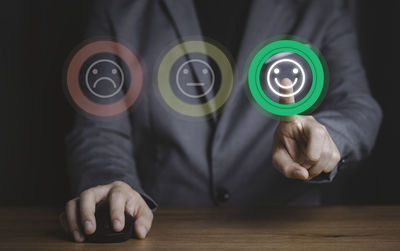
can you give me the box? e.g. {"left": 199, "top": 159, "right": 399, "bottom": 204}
{"left": 66, "top": 217, "right": 78, "bottom": 229}
{"left": 144, "top": 220, "right": 152, "bottom": 230}
{"left": 307, "top": 152, "right": 319, "bottom": 163}
{"left": 332, "top": 151, "right": 341, "bottom": 162}
{"left": 130, "top": 189, "right": 141, "bottom": 200}
{"left": 68, "top": 224, "right": 78, "bottom": 231}
{"left": 309, "top": 169, "right": 319, "bottom": 177}
{"left": 110, "top": 207, "right": 123, "bottom": 218}
{"left": 271, "top": 153, "right": 283, "bottom": 170}
{"left": 109, "top": 191, "right": 123, "bottom": 202}
{"left": 66, "top": 198, "right": 77, "bottom": 209}
{"left": 111, "top": 181, "right": 132, "bottom": 194}
{"left": 80, "top": 206, "right": 92, "bottom": 216}
{"left": 80, "top": 209, "right": 93, "bottom": 219}
{"left": 271, "top": 152, "right": 279, "bottom": 164}
{"left": 322, "top": 149, "right": 330, "bottom": 159}
{"left": 137, "top": 216, "right": 150, "bottom": 228}
{"left": 315, "top": 126, "right": 325, "bottom": 136}
{"left": 293, "top": 120, "right": 302, "bottom": 130}
{"left": 126, "top": 198, "right": 139, "bottom": 212}
{"left": 144, "top": 213, "right": 154, "bottom": 228}
{"left": 148, "top": 210, "right": 154, "bottom": 220}
{"left": 147, "top": 211, "right": 154, "bottom": 223}
{"left": 66, "top": 199, "right": 74, "bottom": 208}
{"left": 112, "top": 180, "right": 126, "bottom": 188}
{"left": 281, "top": 166, "right": 292, "bottom": 178}
{"left": 80, "top": 189, "right": 93, "bottom": 198}
{"left": 92, "top": 185, "right": 103, "bottom": 192}
{"left": 128, "top": 193, "right": 140, "bottom": 205}
{"left": 80, "top": 213, "right": 91, "bottom": 221}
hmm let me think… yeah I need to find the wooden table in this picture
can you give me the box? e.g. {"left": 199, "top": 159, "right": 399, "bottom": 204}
{"left": 0, "top": 206, "right": 399, "bottom": 250}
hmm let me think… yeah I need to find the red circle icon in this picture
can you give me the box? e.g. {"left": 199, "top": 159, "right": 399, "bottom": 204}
{"left": 64, "top": 40, "right": 143, "bottom": 117}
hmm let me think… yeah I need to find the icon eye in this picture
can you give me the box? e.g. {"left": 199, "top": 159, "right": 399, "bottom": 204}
{"left": 183, "top": 68, "right": 189, "bottom": 74}
{"left": 202, "top": 68, "right": 208, "bottom": 74}
{"left": 273, "top": 68, "right": 280, "bottom": 74}
{"left": 112, "top": 69, "right": 117, "bottom": 75}
{"left": 92, "top": 69, "right": 98, "bottom": 75}
{"left": 293, "top": 68, "right": 299, "bottom": 74}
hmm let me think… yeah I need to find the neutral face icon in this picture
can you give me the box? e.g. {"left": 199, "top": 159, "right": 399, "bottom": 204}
{"left": 85, "top": 59, "right": 124, "bottom": 98}
{"left": 266, "top": 58, "right": 306, "bottom": 98}
{"left": 176, "top": 59, "right": 215, "bottom": 98}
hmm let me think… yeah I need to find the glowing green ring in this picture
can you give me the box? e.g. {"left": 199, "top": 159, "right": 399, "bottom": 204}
{"left": 248, "top": 40, "right": 326, "bottom": 117}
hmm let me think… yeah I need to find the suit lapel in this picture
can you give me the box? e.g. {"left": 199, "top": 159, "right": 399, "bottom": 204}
{"left": 161, "top": 0, "right": 200, "bottom": 37}
{"left": 160, "top": 0, "right": 295, "bottom": 125}
{"left": 161, "top": 0, "right": 219, "bottom": 120}
{"left": 211, "top": 0, "right": 294, "bottom": 151}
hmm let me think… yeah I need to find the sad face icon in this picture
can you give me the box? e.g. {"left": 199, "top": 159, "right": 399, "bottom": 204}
{"left": 85, "top": 59, "right": 125, "bottom": 99}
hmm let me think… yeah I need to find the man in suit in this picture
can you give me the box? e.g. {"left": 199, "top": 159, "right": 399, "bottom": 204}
{"left": 62, "top": 0, "right": 382, "bottom": 242}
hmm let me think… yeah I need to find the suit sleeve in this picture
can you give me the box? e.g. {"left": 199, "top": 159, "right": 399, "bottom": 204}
{"left": 65, "top": 0, "right": 157, "bottom": 210}
{"left": 312, "top": 6, "right": 382, "bottom": 181}
{"left": 66, "top": 114, "right": 158, "bottom": 210}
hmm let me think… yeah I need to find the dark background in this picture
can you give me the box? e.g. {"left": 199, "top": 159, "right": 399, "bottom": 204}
{"left": 0, "top": 0, "right": 399, "bottom": 206}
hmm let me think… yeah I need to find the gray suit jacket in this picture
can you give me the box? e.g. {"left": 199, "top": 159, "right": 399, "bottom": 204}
{"left": 66, "top": 0, "right": 382, "bottom": 208}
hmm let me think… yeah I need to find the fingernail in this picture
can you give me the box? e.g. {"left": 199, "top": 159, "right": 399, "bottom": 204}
{"left": 137, "top": 225, "right": 147, "bottom": 239}
{"left": 295, "top": 170, "right": 306, "bottom": 179}
{"left": 84, "top": 220, "right": 93, "bottom": 232}
{"left": 113, "top": 220, "right": 122, "bottom": 230}
{"left": 73, "top": 231, "right": 81, "bottom": 241}
{"left": 310, "top": 154, "right": 319, "bottom": 162}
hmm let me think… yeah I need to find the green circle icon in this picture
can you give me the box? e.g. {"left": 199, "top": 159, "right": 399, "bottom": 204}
{"left": 247, "top": 38, "right": 328, "bottom": 117}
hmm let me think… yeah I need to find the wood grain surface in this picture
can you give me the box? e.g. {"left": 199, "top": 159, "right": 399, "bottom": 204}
{"left": 0, "top": 206, "right": 399, "bottom": 250}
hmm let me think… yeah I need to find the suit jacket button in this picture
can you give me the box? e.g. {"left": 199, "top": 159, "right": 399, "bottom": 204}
{"left": 338, "top": 158, "right": 346, "bottom": 169}
{"left": 216, "top": 188, "right": 230, "bottom": 203}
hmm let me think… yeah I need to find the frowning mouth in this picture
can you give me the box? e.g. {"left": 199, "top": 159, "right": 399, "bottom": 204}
{"left": 93, "top": 77, "right": 118, "bottom": 88}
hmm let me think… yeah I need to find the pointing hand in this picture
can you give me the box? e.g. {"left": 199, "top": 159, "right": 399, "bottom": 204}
{"left": 272, "top": 78, "right": 340, "bottom": 180}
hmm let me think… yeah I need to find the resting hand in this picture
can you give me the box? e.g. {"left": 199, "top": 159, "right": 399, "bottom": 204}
{"left": 60, "top": 181, "right": 153, "bottom": 242}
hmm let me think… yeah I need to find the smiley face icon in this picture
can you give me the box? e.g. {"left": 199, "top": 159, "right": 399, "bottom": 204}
{"left": 175, "top": 59, "right": 215, "bottom": 98}
{"left": 85, "top": 59, "right": 125, "bottom": 99}
{"left": 266, "top": 58, "right": 306, "bottom": 98}
{"left": 248, "top": 38, "right": 328, "bottom": 118}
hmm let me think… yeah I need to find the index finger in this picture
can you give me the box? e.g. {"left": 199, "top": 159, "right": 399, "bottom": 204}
{"left": 80, "top": 186, "right": 109, "bottom": 235}
{"left": 279, "top": 78, "right": 295, "bottom": 104}
{"left": 278, "top": 78, "right": 297, "bottom": 121}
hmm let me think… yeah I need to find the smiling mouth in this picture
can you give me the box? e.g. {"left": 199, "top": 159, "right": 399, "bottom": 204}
{"left": 186, "top": 82, "right": 205, "bottom": 86}
{"left": 274, "top": 77, "right": 298, "bottom": 89}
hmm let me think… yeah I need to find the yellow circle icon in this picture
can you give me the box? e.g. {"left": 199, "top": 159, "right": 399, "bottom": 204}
{"left": 157, "top": 41, "right": 233, "bottom": 117}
